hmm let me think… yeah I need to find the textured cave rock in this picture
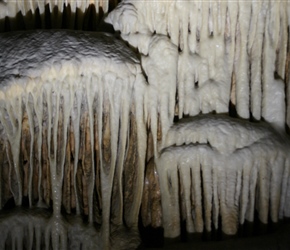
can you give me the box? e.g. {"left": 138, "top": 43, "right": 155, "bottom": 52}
{"left": 0, "top": 30, "right": 147, "bottom": 249}
{"left": 1, "top": 1, "right": 290, "bottom": 250}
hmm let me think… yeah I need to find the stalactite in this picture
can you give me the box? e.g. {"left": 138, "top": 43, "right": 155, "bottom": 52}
{"left": 0, "top": 30, "right": 146, "bottom": 249}
{"left": 141, "top": 158, "right": 162, "bottom": 229}
{"left": 0, "top": 0, "right": 119, "bottom": 32}
{"left": 157, "top": 130, "right": 290, "bottom": 237}
{"left": 107, "top": 0, "right": 290, "bottom": 130}
{"left": 1, "top": 0, "right": 290, "bottom": 249}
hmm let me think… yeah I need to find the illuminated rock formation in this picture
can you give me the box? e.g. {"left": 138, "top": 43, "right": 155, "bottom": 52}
{"left": 106, "top": 0, "right": 289, "bottom": 128}
{"left": 0, "top": 1, "right": 290, "bottom": 249}
{"left": 0, "top": 30, "right": 147, "bottom": 249}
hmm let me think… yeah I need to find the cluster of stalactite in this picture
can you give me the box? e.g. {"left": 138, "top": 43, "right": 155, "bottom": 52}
{"left": 1, "top": 1, "right": 290, "bottom": 249}
{"left": 0, "top": 1, "right": 120, "bottom": 32}
{"left": 0, "top": 30, "right": 147, "bottom": 249}
{"left": 107, "top": 0, "right": 290, "bottom": 130}
{"left": 0, "top": 78, "right": 146, "bottom": 249}
{"left": 0, "top": 109, "right": 143, "bottom": 249}
{"left": 107, "top": 0, "right": 290, "bottom": 243}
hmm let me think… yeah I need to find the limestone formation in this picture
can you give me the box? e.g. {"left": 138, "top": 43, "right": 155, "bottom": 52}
{"left": 0, "top": 1, "right": 290, "bottom": 249}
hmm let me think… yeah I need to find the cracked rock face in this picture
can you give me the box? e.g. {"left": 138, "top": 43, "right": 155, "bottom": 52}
{"left": 1, "top": 1, "right": 290, "bottom": 249}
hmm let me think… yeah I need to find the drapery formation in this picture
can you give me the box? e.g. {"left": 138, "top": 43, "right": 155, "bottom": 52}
{"left": 0, "top": 1, "right": 290, "bottom": 249}
{"left": 107, "top": 0, "right": 289, "bottom": 128}
{"left": 106, "top": 0, "right": 290, "bottom": 240}
{"left": 0, "top": 30, "right": 147, "bottom": 249}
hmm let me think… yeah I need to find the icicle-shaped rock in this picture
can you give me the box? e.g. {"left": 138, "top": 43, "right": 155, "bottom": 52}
{"left": 106, "top": 0, "right": 289, "bottom": 128}
{"left": 0, "top": 30, "right": 147, "bottom": 249}
{"left": 0, "top": 0, "right": 109, "bottom": 18}
{"left": 157, "top": 114, "right": 290, "bottom": 236}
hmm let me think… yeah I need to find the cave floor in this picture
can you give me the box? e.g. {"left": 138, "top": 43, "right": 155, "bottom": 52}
{"left": 139, "top": 222, "right": 290, "bottom": 250}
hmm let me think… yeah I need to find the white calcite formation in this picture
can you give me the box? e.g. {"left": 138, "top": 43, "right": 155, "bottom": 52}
{"left": 0, "top": 30, "right": 147, "bottom": 249}
{"left": 0, "top": 0, "right": 110, "bottom": 32}
{"left": 0, "top": 0, "right": 108, "bottom": 18}
{"left": 106, "top": 0, "right": 290, "bottom": 241}
{"left": 106, "top": 0, "right": 289, "bottom": 129}
{"left": 159, "top": 115, "right": 290, "bottom": 238}
{"left": 0, "top": 0, "right": 290, "bottom": 249}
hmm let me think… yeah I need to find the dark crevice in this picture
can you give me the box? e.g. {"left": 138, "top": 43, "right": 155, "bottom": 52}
{"left": 229, "top": 101, "right": 237, "bottom": 118}
{"left": 2, "top": 197, "right": 15, "bottom": 210}
{"left": 178, "top": 168, "right": 186, "bottom": 242}
{"left": 138, "top": 213, "right": 164, "bottom": 248}
{"left": 173, "top": 115, "right": 179, "bottom": 123}
{"left": 199, "top": 165, "right": 206, "bottom": 240}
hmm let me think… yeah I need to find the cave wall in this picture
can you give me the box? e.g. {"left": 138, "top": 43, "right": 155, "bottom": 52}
{"left": 0, "top": 1, "right": 290, "bottom": 249}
